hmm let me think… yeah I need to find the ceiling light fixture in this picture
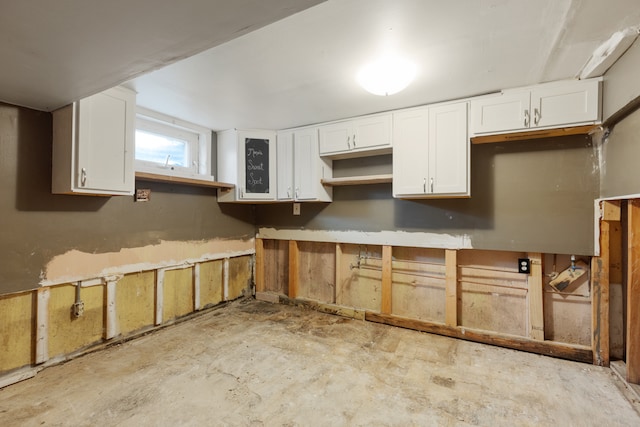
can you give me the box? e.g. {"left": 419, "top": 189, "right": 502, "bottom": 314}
{"left": 356, "top": 55, "right": 417, "bottom": 96}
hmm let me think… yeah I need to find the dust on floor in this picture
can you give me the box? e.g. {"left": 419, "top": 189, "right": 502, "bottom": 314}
{"left": 0, "top": 298, "right": 638, "bottom": 426}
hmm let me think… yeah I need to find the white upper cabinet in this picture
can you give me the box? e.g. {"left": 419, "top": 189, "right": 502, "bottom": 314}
{"left": 52, "top": 86, "right": 136, "bottom": 196}
{"left": 319, "top": 113, "right": 392, "bottom": 159}
{"left": 276, "top": 127, "right": 332, "bottom": 202}
{"left": 393, "top": 102, "right": 469, "bottom": 198}
{"left": 470, "top": 78, "right": 601, "bottom": 135}
{"left": 217, "top": 129, "right": 277, "bottom": 202}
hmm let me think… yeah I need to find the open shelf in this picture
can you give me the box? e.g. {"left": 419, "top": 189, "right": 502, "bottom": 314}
{"left": 135, "top": 172, "right": 234, "bottom": 190}
{"left": 321, "top": 174, "right": 393, "bottom": 186}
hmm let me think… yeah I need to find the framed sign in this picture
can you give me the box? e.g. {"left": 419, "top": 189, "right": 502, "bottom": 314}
{"left": 244, "top": 138, "right": 270, "bottom": 194}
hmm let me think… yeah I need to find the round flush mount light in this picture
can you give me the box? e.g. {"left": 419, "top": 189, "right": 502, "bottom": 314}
{"left": 356, "top": 56, "right": 417, "bottom": 96}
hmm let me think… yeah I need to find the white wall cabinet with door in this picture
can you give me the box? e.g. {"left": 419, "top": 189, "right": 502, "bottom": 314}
{"left": 52, "top": 86, "right": 136, "bottom": 196}
{"left": 277, "top": 127, "right": 332, "bottom": 202}
{"left": 393, "top": 101, "right": 469, "bottom": 198}
{"left": 470, "top": 78, "right": 601, "bottom": 135}
{"left": 319, "top": 113, "right": 392, "bottom": 159}
{"left": 217, "top": 129, "right": 277, "bottom": 202}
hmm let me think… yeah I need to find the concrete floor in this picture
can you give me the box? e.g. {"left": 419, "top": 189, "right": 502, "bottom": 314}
{"left": 1, "top": 298, "right": 638, "bottom": 426}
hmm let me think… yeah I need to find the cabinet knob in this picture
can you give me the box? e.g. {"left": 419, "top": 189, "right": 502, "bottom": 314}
{"left": 524, "top": 109, "right": 530, "bottom": 127}
{"left": 430, "top": 177, "right": 434, "bottom": 193}
{"left": 295, "top": 187, "right": 299, "bottom": 199}
{"left": 80, "top": 168, "right": 87, "bottom": 186}
{"left": 534, "top": 108, "right": 540, "bottom": 126}
{"left": 347, "top": 135, "right": 351, "bottom": 150}
{"left": 353, "top": 134, "right": 356, "bottom": 147}
{"left": 423, "top": 178, "right": 426, "bottom": 193}
{"left": 287, "top": 186, "right": 291, "bottom": 198}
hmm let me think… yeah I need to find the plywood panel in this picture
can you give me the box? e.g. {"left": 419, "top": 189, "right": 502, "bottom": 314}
{"left": 200, "top": 260, "right": 223, "bottom": 307}
{"left": 116, "top": 271, "right": 155, "bottom": 336}
{"left": 544, "top": 293, "right": 591, "bottom": 346}
{"left": 336, "top": 244, "right": 381, "bottom": 311}
{"left": 391, "top": 247, "right": 446, "bottom": 323}
{"left": 163, "top": 268, "right": 194, "bottom": 321}
{"left": 49, "top": 284, "right": 103, "bottom": 358}
{"left": 0, "top": 292, "right": 34, "bottom": 372}
{"left": 263, "top": 239, "right": 289, "bottom": 295}
{"left": 228, "top": 256, "right": 251, "bottom": 300}
{"left": 297, "top": 241, "right": 336, "bottom": 303}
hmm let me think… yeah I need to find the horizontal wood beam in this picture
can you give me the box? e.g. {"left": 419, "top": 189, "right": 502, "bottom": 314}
{"left": 135, "top": 171, "right": 234, "bottom": 189}
{"left": 365, "top": 311, "right": 592, "bottom": 364}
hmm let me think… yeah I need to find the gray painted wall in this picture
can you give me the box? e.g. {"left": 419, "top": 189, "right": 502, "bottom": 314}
{"left": 257, "top": 135, "right": 599, "bottom": 255}
{"left": 0, "top": 103, "right": 255, "bottom": 294}
{"left": 600, "top": 108, "right": 640, "bottom": 199}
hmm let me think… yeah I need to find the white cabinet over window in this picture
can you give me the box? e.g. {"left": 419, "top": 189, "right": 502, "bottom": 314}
{"left": 52, "top": 86, "right": 136, "bottom": 196}
{"left": 277, "top": 127, "right": 332, "bottom": 202}
{"left": 393, "top": 102, "right": 469, "bottom": 198}
{"left": 470, "top": 78, "right": 601, "bottom": 135}
{"left": 217, "top": 129, "right": 277, "bottom": 202}
{"left": 319, "top": 113, "right": 392, "bottom": 159}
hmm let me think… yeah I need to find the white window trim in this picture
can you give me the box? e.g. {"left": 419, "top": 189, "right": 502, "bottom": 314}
{"left": 135, "top": 107, "right": 214, "bottom": 182}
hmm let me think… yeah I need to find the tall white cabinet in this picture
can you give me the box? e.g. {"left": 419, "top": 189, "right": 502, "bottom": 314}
{"left": 217, "top": 129, "right": 277, "bottom": 202}
{"left": 277, "top": 127, "right": 332, "bottom": 202}
{"left": 393, "top": 102, "right": 469, "bottom": 198}
{"left": 52, "top": 86, "right": 136, "bottom": 196}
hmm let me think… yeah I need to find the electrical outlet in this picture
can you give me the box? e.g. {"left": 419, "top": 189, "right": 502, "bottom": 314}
{"left": 293, "top": 203, "right": 301, "bottom": 216}
{"left": 518, "top": 258, "right": 531, "bottom": 274}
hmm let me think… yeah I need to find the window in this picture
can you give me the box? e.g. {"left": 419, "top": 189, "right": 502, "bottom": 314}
{"left": 135, "top": 107, "right": 213, "bottom": 181}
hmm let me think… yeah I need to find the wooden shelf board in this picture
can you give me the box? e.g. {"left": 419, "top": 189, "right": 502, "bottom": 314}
{"left": 135, "top": 172, "right": 234, "bottom": 190}
{"left": 321, "top": 174, "right": 393, "bottom": 186}
{"left": 471, "top": 124, "right": 599, "bottom": 144}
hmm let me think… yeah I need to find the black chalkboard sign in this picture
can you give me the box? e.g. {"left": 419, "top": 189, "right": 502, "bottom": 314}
{"left": 245, "top": 138, "right": 270, "bottom": 194}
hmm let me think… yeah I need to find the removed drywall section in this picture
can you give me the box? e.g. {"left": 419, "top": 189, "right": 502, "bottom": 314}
{"left": 257, "top": 135, "right": 599, "bottom": 255}
{"left": 48, "top": 284, "right": 103, "bottom": 359}
{"left": 0, "top": 102, "right": 255, "bottom": 294}
{"left": 0, "top": 292, "right": 33, "bottom": 372}
{"left": 116, "top": 271, "right": 155, "bottom": 336}
{"left": 200, "top": 260, "right": 224, "bottom": 307}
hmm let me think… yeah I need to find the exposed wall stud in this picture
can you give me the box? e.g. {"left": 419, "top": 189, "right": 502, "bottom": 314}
{"left": 445, "top": 249, "right": 458, "bottom": 327}
{"left": 223, "top": 258, "right": 230, "bottom": 301}
{"left": 155, "top": 269, "right": 165, "bottom": 326}
{"left": 193, "top": 263, "right": 201, "bottom": 310}
{"left": 527, "top": 253, "right": 544, "bottom": 341}
{"left": 35, "top": 288, "right": 50, "bottom": 364}
{"left": 105, "top": 279, "right": 118, "bottom": 339}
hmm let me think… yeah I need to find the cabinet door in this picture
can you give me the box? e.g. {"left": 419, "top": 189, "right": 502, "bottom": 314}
{"left": 392, "top": 108, "right": 429, "bottom": 196}
{"left": 294, "top": 128, "right": 320, "bottom": 200}
{"left": 470, "top": 91, "right": 530, "bottom": 134}
{"left": 352, "top": 114, "right": 392, "bottom": 150}
{"left": 276, "top": 131, "right": 294, "bottom": 200}
{"left": 238, "top": 130, "right": 276, "bottom": 200}
{"left": 319, "top": 121, "right": 351, "bottom": 155}
{"left": 530, "top": 79, "right": 600, "bottom": 128}
{"left": 428, "top": 102, "right": 469, "bottom": 195}
{"left": 76, "top": 87, "right": 135, "bottom": 194}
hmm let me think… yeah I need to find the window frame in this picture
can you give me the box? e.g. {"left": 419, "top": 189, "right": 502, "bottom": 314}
{"left": 135, "top": 107, "right": 213, "bottom": 181}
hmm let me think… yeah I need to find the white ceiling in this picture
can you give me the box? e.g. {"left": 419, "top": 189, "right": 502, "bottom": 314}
{"left": 2, "top": 0, "right": 640, "bottom": 131}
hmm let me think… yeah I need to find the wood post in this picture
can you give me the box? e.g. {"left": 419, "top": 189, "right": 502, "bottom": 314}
{"left": 35, "top": 288, "right": 50, "bottom": 364}
{"left": 591, "top": 201, "right": 620, "bottom": 366}
{"left": 105, "top": 279, "right": 118, "bottom": 339}
{"left": 627, "top": 199, "right": 640, "bottom": 383}
{"left": 155, "top": 269, "right": 165, "bottom": 326}
{"left": 288, "top": 240, "right": 299, "bottom": 299}
{"left": 335, "top": 244, "right": 343, "bottom": 306}
{"left": 193, "top": 263, "right": 201, "bottom": 310}
{"left": 445, "top": 249, "right": 458, "bottom": 327}
{"left": 255, "top": 238, "right": 265, "bottom": 293}
{"left": 381, "top": 245, "right": 393, "bottom": 314}
{"left": 528, "top": 253, "right": 544, "bottom": 341}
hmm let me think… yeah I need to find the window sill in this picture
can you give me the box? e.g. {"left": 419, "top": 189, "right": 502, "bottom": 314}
{"left": 135, "top": 171, "right": 234, "bottom": 190}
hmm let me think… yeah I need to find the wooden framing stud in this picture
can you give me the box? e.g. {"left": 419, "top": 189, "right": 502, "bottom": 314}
{"left": 627, "top": 199, "right": 640, "bottom": 383}
{"left": 223, "top": 258, "right": 230, "bottom": 301}
{"left": 105, "top": 279, "right": 118, "bottom": 340}
{"left": 527, "top": 253, "right": 544, "bottom": 341}
{"left": 445, "top": 249, "right": 458, "bottom": 327}
{"left": 335, "top": 244, "right": 343, "bottom": 306}
{"left": 255, "top": 238, "right": 265, "bottom": 293}
{"left": 35, "top": 287, "right": 50, "bottom": 364}
{"left": 591, "top": 217, "right": 610, "bottom": 367}
{"left": 288, "top": 240, "right": 299, "bottom": 299}
{"left": 381, "top": 245, "right": 393, "bottom": 314}
{"left": 193, "top": 263, "right": 201, "bottom": 310}
{"left": 155, "top": 269, "right": 165, "bottom": 326}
